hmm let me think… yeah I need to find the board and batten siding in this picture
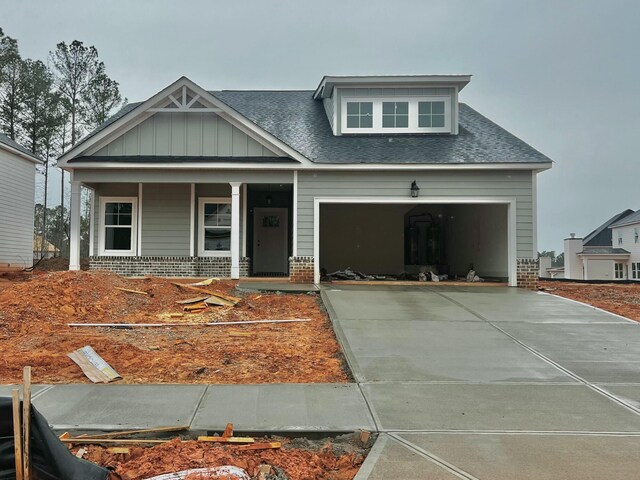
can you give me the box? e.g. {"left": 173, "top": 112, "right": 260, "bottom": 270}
{"left": 296, "top": 170, "right": 535, "bottom": 259}
{"left": 0, "top": 150, "right": 36, "bottom": 268}
{"left": 92, "top": 112, "right": 277, "bottom": 157}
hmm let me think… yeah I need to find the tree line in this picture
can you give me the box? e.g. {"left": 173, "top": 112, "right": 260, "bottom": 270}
{"left": 0, "top": 27, "right": 125, "bottom": 261}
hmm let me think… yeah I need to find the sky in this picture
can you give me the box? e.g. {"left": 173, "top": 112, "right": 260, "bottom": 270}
{"left": 3, "top": 0, "right": 639, "bottom": 253}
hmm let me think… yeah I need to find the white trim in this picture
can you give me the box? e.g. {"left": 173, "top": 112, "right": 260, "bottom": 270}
{"left": 198, "top": 196, "right": 232, "bottom": 257}
{"left": 0, "top": 142, "right": 43, "bottom": 164}
{"left": 242, "top": 184, "right": 247, "bottom": 258}
{"left": 98, "top": 196, "right": 138, "bottom": 257}
{"left": 69, "top": 181, "right": 82, "bottom": 270}
{"left": 137, "top": 183, "right": 143, "bottom": 255}
{"left": 146, "top": 107, "right": 222, "bottom": 113}
{"left": 88, "top": 187, "right": 95, "bottom": 257}
{"left": 189, "top": 183, "right": 195, "bottom": 256}
{"left": 532, "top": 171, "right": 537, "bottom": 257}
{"left": 230, "top": 182, "right": 242, "bottom": 279}
{"left": 340, "top": 96, "right": 452, "bottom": 134}
{"left": 292, "top": 170, "right": 298, "bottom": 257}
{"left": 312, "top": 196, "right": 518, "bottom": 287}
{"left": 63, "top": 161, "right": 553, "bottom": 172}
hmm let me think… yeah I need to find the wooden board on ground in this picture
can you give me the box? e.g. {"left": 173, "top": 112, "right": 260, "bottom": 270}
{"left": 67, "top": 346, "right": 121, "bottom": 383}
{"left": 176, "top": 296, "right": 209, "bottom": 305}
{"left": 234, "top": 442, "right": 281, "bottom": 451}
{"left": 197, "top": 436, "right": 254, "bottom": 444}
{"left": 78, "top": 425, "right": 189, "bottom": 439}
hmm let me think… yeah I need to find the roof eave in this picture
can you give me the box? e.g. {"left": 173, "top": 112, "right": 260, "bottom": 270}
{"left": 0, "top": 142, "right": 43, "bottom": 164}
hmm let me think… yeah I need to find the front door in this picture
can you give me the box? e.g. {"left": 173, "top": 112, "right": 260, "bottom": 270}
{"left": 253, "top": 207, "right": 288, "bottom": 274}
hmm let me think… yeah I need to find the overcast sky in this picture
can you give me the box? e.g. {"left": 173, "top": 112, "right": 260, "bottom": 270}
{"left": 4, "top": 0, "right": 639, "bottom": 252}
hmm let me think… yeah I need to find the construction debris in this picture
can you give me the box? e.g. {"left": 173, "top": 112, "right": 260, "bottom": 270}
{"left": 466, "top": 270, "right": 484, "bottom": 283}
{"left": 197, "top": 436, "right": 255, "bottom": 444}
{"left": 115, "top": 287, "right": 149, "bottom": 296}
{"left": 143, "top": 466, "right": 250, "bottom": 480}
{"left": 234, "top": 441, "right": 282, "bottom": 451}
{"left": 68, "top": 319, "right": 312, "bottom": 328}
{"left": 175, "top": 296, "right": 209, "bottom": 305}
{"left": 67, "top": 346, "right": 121, "bottom": 383}
{"left": 189, "top": 277, "right": 220, "bottom": 286}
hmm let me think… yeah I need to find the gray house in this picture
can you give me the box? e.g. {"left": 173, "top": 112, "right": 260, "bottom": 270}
{"left": 58, "top": 75, "right": 552, "bottom": 287}
{"left": 0, "top": 133, "right": 41, "bottom": 271}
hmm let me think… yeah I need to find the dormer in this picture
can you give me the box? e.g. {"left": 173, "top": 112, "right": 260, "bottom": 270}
{"left": 313, "top": 74, "right": 471, "bottom": 136}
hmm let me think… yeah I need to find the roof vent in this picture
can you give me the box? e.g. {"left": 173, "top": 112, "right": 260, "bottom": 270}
{"left": 570, "top": 233, "right": 576, "bottom": 238}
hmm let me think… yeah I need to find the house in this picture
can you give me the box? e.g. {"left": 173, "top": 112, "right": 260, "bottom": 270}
{"left": 57, "top": 75, "right": 552, "bottom": 287}
{"left": 561, "top": 209, "right": 637, "bottom": 280}
{"left": 0, "top": 133, "right": 42, "bottom": 271}
{"left": 34, "top": 234, "right": 58, "bottom": 261}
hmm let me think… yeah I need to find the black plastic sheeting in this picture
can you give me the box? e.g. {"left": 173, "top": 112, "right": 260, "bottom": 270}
{"left": 0, "top": 397, "right": 109, "bottom": 480}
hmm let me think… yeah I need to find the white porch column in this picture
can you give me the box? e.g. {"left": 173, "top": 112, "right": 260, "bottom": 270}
{"left": 583, "top": 257, "right": 589, "bottom": 280}
{"left": 69, "top": 181, "right": 82, "bottom": 271}
{"left": 230, "top": 182, "right": 242, "bottom": 279}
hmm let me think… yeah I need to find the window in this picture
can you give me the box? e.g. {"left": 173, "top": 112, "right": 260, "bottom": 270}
{"left": 199, "top": 198, "right": 231, "bottom": 255}
{"left": 418, "top": 101, "right": 446, "bottom": 128}
{"left": 615, "top": 263, "right": 624, "bottom": 279}
{"left": 618, "top": 234, "right": 623, "bottom": 246}
{"left": 100, "top": 197, "right": 137, "bottom": 255}
{"left": 382, "top": 102, "right": 409, "bottom": 128}
{"left": 346, "top": 102, "right": 373, "bottom": 128}
{"left": 632, "top": 262, "right": 640, "bottom": 279}
{"left": 635, "top": 228, "right": 639, "bottom": 243}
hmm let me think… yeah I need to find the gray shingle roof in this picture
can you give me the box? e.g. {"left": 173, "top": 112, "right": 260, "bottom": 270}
{"left": 211, "top": 90, "right": 552, "bottom": 164}
{"left": 0, "top": 133, "right": 42, "bottom": 162}
{"left": 579, "top": 247, "right": 630, "bottom": 255}
{"left": 610, "top": 209, "right": 640, "bottom": 228}
{"left": 68, "top": 155, "right": 296, "bottom": 164}
{"left": 584, "top": 209, "right": 635, "bottom": 246}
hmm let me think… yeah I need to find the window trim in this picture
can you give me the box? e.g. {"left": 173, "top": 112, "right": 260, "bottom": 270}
{"left": 614, "top": 262, "right": 625, "bottom": 279}
{"left": 632, "top": 262, "right": 639, "bottom": 280}
{"left": 340, "top": 96, "right": 451, "bottom": 134}
{"left": 99, "top": 196, "right": 138, "bottom": 257}
{"left": 198, "top": 197, "right": 232, "bottom": 257}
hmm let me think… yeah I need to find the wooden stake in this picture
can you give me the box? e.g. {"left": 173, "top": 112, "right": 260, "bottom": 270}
{"left": 115, "top": 287, "right": 148, "bottom": 295}
{"left": 11, "top": 389, "right": 23, "bottom": 480}
{"left": 22, "top": 367, "right": 31, "bottom": 480}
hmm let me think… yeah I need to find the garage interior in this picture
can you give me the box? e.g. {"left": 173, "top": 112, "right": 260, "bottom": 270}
{"left": 319, "top": 203, "right": 509, "bottom": 281}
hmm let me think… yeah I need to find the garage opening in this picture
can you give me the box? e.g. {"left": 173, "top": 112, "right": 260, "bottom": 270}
{"left": 319, "top": 202, "right": 510, "bottom": 282}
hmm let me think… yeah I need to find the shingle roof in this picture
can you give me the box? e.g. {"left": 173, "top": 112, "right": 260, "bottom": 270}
{"left": 583, "top": 209, "right": 635, "bottom": 246}
{"left": 211, "top": 90, "right": 552, "bottom": 164}
{"left": 0, "top": 133, "right": 42, "bottom": 162}
{"left": 68, "top": 155, "right": 296, "bottom": 164}
{"left": 578, "top": 246, "right": 630, "bottom": 255}
{"left": 610, "top": 209, "right": 640, "bottom": 228}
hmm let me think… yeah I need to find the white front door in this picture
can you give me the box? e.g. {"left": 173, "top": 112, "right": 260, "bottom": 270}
{"left": 253, "top": 207, "right": 288, "bottom": 274}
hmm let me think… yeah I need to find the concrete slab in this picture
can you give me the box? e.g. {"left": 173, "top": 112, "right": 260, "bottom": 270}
{"left": 355, "top": 434, "right": 459, "bottom": 480}
{"left": 398, "top": 433, "right": 640, "bottom": 480}
{"left": 323, "top": 289, "right": 479, "bottom": 322}
{"left": 497, "top": 323, "right": 640, "bottom": 383}
{"left": 191, "top": 383, "right": 375, "bottom": 432}
{"left": 598, "top": 385, "right": 640, "bottom": 409}
{"left": 32, "top": 384, "right": 207, "bottom": 430}
{"left": 237, "top": 282, "right": 318, "bottom": 293}
{"left": 338, "top": 319, "right": 573, "bottom": 382}
{"left": 363, "top": 383, "right": 640, "bottom": 432}
{"left": 0, "top": 384, "right": 51, "bottom": 399}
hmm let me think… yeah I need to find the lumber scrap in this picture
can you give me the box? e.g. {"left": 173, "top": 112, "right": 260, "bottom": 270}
{"left": 222, "top": 423, "right": 233, "bottom": 438}
{"left": 183, "top": 302, "right": 207, "bottom": 312}
{"left": 171, "top": 282, "right": 240, "bottom": 305}
{"left": 106, "top": 447, "right": 130, "bottom": 454}
{"left": 22, "top": 367, "right": 31, "bottom": 480}
{"left": 61, "top": 438, "right": 169, "bottom": 445}
{"left": 68, "top": 319, "right": 311, "bottom": 328}
{"left": 67, "top": 346, "right": 121, "bottom": 383}
{"left": 75, "top": 448, "right": 87, "bottom": 459}
{"left": 115, "top": 287, "right": 148, "bottom": 295}
{"left": 189, "top": 278, "right": 220, "bottom": 286}
{"left": 197, "top": 436, "right": 255, "bottom": 444}
{"left": 176, "top": 296, "right": 209, "bottom": 305}
{"left": 12, "top": 389, "right": 23, "bottom": 480}
{"left": 78, "top": 425, "right": 189, "bottom": 439}
{"left": 204, "top": 296, "right": 231, "bottom": 307}
{"left": 234, "top": 442, "right": 281, "bottom": 451}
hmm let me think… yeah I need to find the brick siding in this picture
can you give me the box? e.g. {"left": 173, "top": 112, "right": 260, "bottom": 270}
{"left": 517, "top": 258, "right": 539, "bottom": 290}
{"left": 289, "top": 256, "right": 314, "bottom": 283}
{"left": 89, "top": 256, "right": 251, "bottom": 278}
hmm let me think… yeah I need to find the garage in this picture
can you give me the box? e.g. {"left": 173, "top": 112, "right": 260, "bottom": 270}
{"left": 318, "top": 200, "right": 514, "bottom": 284}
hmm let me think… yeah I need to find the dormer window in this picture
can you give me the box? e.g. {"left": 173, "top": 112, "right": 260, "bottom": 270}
{"left": 346, "top": 102, "right": 373, "bottom": 128}
{"left": 418, "top": 101, "right": 446, "bottom": 128}
{"left": 382, "top": 102, "right": 409, "bottom": 128}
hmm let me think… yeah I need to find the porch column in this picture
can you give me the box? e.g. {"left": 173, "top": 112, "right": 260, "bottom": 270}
{"left": 583, "top": 257, "right": 588, "bottom": 280}
{"left": 230, "top": 182, "right": 242, "bottom": 279}
{"left": 69, "top": 181, "right": 82, "bottom": 271}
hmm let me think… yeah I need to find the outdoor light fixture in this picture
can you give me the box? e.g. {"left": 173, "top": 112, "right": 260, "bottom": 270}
{"left": 410, "top": 180, "right": 420, "bottom": 198}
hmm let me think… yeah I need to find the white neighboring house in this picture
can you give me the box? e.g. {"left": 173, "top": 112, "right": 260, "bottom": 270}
{"left": 0, "top": 134, "right": 42, "bottom": 271}
{"left": 557, "top": 209, "right": 639, "bottom": 281}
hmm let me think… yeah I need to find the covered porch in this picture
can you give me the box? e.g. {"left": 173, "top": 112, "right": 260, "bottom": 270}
{"left": 68, "top": 175, "right": 295, "bottom": 279}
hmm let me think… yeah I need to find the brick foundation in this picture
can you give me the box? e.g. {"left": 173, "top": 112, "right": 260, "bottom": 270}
{"left": 289, "top": 256, "right": 314, "bottom": 283}
{"left": 517, "top": 258, "right": 539, "bottom": 290}
{"left": 89, "top": 256, "right": 251, "bottom": 278}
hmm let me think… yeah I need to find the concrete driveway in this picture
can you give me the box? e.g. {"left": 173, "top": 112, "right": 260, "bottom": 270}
{"left": 322, "top": 285, "right": 640, "bottom": 480}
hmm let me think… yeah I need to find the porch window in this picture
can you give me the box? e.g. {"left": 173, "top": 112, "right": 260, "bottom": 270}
{"left": 614, "top": 263, "right": 624, "bottom": 279}
{"left": 632, "top": 262, "right": 639, "bottom": 279}
{"left": 99, "top": 197, "right": 137, "bottom": 256}
{"left": 199, "top": 197, "right": 231, "bottom": 255}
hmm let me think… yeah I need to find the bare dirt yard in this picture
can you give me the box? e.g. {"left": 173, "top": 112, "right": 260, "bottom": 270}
{"left": 77, "top": 435, "right": 368, "bottom": 480}
{"left": 539, "top": 280, "right": 640, "bottom": 322}
{"left": 0, "top": 270, "right": 349, "bottom": 384}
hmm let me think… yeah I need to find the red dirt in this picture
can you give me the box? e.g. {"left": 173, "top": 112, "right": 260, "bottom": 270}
{"left": 539, "top": 281, "right": 640, "bottom": 322}
{"left": 0, "top": 271, "right": 349, "bottom": 384}
{"left": 78, "top": 437, "right": 367, "bottom": 480}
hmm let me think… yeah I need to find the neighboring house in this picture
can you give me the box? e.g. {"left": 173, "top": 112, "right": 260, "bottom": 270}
{"left": 34, "top": 234, "right": 57, "bottom": 261}
{"left": 0, "top": 134, "right": 42, "bottom": 271}
{"left": 560, "top": 209, "right": 637, "bottom": 280}
{"left": 58, "top": 75, "right": 552, "bottom": 287}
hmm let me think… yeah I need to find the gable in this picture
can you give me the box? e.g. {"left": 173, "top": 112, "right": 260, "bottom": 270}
{"left": 91, "top": 112, "right": 278, "bottom": 158}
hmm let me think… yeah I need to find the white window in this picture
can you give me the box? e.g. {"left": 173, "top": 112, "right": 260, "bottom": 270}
{"left": 198, "top": 197, "right": 231, "bottom": 256}
{"left": 618, "top": 234, "right": 623, "bottom": 246}
{"left": 614, "top": 263, "right": 624, "bottom": 279}
{"left": 635, "top": 228, "right": 638, "bottom": 243}
{"left": 99, "top": 197, "right": 137, "bottom": 256}
{"left": 346, "top": 102, "right": 373, "bottom": 128}
{"left": 382, "top": 101, "right": 409, "bottom": 128}
{"left": 632, "top": 263, "right": 640, "bottom": 279}
{"left": 418, "top": 101, "right": 446, "bottom": 128}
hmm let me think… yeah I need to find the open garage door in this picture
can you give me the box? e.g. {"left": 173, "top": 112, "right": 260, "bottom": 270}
{"left": 318, "top": 201, "right": 514, "bottom": 285}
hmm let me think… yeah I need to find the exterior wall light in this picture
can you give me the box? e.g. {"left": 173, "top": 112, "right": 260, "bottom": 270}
{"left": 410, "top": 180, "right": 420, "bottom": 198}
